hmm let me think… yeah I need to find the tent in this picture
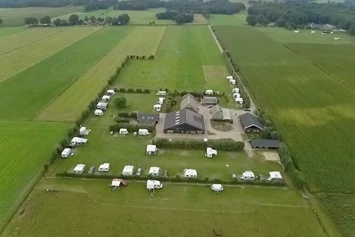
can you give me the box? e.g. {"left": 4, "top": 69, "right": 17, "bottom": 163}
{"left": 153, "top": 104, "right": 161, "bottom": 112}
{"left": 107, "top": 89, "right": 115, "bottom": 95}
{"left": 119, "top": 128, "right": 128, "bottom": 135}
{"left": 240, "top": 171, "right": 255, "bottom": 181}
{"left": 158, "top": 97, "right": 165, "bottom": 105}
{"left": 111, "top": 178, "right": 126, "bottom": 188}
{"left": 94, "top": 109, "right": 104, "bottom": 116}
{"left": 148, "top": 167, "right": 161, "bottom": 176}
{"left": 122, "top": 165, "right": 134, "bottom": 176}
{"left": 102, "top": 95, "right": 110, "bottom": 102}
{"left": 97, "top": 101, "right": 108, "bottom": 110}
{"left": 183, "top": 169, "right": 197, "bottom": 178}
{"left": 146, "top": 145, "right": 157, "bottom": 155}
{"left": 206, "top": 147, "right": 217, "bottom": 158}
{"left": 73, "top": 164, "right": 85, "bottom": 174}
{"left": 211, "top": 184, "right": 223, "bottom": 193}
{"left": 98, "top": 163, "right": 110, "bottom": 172}
{"left": 267, "top": 171, "right": 283, "bottom": 182}
{"left": 71, "top": 137, "right": 87, "bottom": 146}
{"left": 138, "top": 129, "right": 149, "bottom": 136}
{"left": 146, "top": 180, "right": 163, "bottom": 190}
{"left": 79, "top": 127, "right": 90, "bottom": 136}
{"left": 61, "top": 148, "right": 72, "bottom": 158}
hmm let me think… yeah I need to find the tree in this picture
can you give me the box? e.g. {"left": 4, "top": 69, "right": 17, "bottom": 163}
{"left": 114, "top": 97, "right": 127, "bottom": 108}
{"left": 105, "top": 16, "right": 113, "bottom": 24}
{"left": 90, "top": 16, "right": 97, "bottom": 24}
{"left": 0, "top": 18, "right": 3, "bottom": 25}
{"left": 271, "top": 131, "right": 280, "bottom": 140}
{"left": 40, "top": 16, "right": 51, "bottom": 24}
{"left": 69, "top": 14, "right": 79, "bottom": 25}
{"left": 246, "top": 15, "right": 257, "bottom": 26}
{"left": 152, "top": 21, "right": 155, "bottom": 25}
{"left": 84, "top": 15, "right": 89, "bottom": 22}
{"left": 201, "top": 7, "right": 210, "bottom": 19}
{"left": 276, "top": 18, "right": 286, "bottom": 27}
{"left": 261, "top": 18, "right": 270, "bottom": 26}
{"left": 118, "top": 13, "right": 130, "bottom": 25}
{"left": 175, "top": 14, "right": 185, "bottom": 25}
{"left": 53, "top": 18, "right": 62, "bottom": 26}
{"left": 97, "top": 17, "right": 104, "bottom": 23}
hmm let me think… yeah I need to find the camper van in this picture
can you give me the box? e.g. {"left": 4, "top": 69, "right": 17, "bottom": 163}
{"left": 146, "top": 180, "right": 163, "bottom": 190}
{"left": 94, "top": 109, "right": 104, "bottom": 116}
{"left": 138, "top": 129, "right": 149, "bottom": 136}
{"left": 70, "top": 137, "right": 87, "bottom": 147}
{"left": 119, "top": 128, "right": 128, "bottom": 135}
{"left": 267, "top": 171, "right": 283, "bottom": 182}
{"left": 240, "top": 171, "right": 255, "bottom": 181}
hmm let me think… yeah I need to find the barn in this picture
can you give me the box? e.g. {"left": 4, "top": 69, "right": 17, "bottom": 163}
{"left": 180, "top": 94, "right": 198, "bottom": 112}
{"left": 239, "top": 112, "right": 264, "bottom": 133}
{"left": 250, "top": 139, "right": 280, "bottom": 149}
{"left": 164, "top": 108, "right": 205, "bottom": 134}
{"left": 201, "top": 96, "right": 218, "bottom": 106}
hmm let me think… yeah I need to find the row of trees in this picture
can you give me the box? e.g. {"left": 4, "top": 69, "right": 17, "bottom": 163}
{"left": 246, "top": 2, "right": 355, "bottom": 35}
{"left": 156, "top": 11, "right": 194, "bottom": 24}
{"left": 25, "top": 16, "right": 51, "bottom": 25}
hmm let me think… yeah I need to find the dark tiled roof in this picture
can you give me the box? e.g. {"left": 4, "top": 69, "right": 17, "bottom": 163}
{"left": 251, "top": 139, "right": 279, "bottom": 149}
{"left": 201, "top": 96, "right": 217, "bottom": 104}
{"left": 239, "top": 113, "right": 264, "bottom": 130}
{"left": 164, "top": 108, "right": 205, "bottom": 131}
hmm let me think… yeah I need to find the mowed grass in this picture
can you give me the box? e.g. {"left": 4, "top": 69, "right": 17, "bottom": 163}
{"left": 0, "top": 6, "right": 83, "bottom": 26}
{"left": 0, "top": 27, "right": 26, "bottom": 38}
{"left": 0, "top": 27, "right": 133, "bottom": 120}
{"left": 0, "top": 120, "right": 68, "bottom": 230}
{"left": 258, "top": 27, "right": 355, "bottom": 44}
{"left": 0, "top": 27, "right": 99, "bottom": 82}
{"left": 37, "top": 26, "right": 165, "bottom": 122}
{"left": 57, "top": 8, "right": 173, "bottom": 25}
{"left": 213, "top": 25, "right": 355, "bottom": 237}
{"left": 2, "top": 178, "right": 327, "bottom": 237}
{"left": 114, "top": 26, "right": 226, "bottom": 91}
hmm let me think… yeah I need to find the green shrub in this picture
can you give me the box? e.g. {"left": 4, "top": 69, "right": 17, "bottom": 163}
{"left": 109, "top": 123, "right": 155, "bottom": 133}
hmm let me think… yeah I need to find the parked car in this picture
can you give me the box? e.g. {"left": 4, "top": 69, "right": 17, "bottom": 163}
{"left": 88, "top": 166, "right": 95, "bottom": 174}
{"left": 136, "top": 168, "right": 142, "bottom": 176}
{"left": 163, "top": 170, "right": 168, "bottom": 178}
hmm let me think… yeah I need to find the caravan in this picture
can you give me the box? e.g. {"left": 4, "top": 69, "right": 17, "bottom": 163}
{"left": 240, "top": 171, "right": 255, "bottom": 181}
{"left": 102, "top": 95, "right": 111, "bottom": 102}
{"left": 267, "top": 171, "right": 283, "bottom": 182}
{"left": 98, "top": 163, "right": 110, "bottom": 172}
{"left": 206, "top": 147, "right": 217, "bottom": 158}
{"left": 79, "top": 127, "right": 90, "bottom": 136}
{"left": 148, "top": 167, "right": 161, "bottom": 176}
{"left": 156, "top": 91, "right": 167, "bottom": 96}
{"left": 94, "top": 109, "right": 104, "bottom": 116}
{"left": 211, "top": 184, "right": 223, "bottom": 193}
{"left": 73, "top": 164, "right": 86, "bottom": 174}
{"left": 107, "top": 89, "right": 115, "bottom": 95}
{"left": 70, "top": 137, "right": 87, "bottom": 147}
{"left": 119, "top": 128, "right": 128, "bottom": 135}
{"left": 146, "top": 180, "right": 163, "bottom": 190}
{"left": 122, "top": 165, "right": 134, "bottom": 176}
{"left": 61, "top": 148, "right": 72, "bottom": 158}
{"left": 183, "top": 169, "right": 197, "bottom": 178}
{"left": 146, "top": 145, "right": 157, "bottom": 155}
{"left": 153, "top": 104, "right": 161, "bottom": 112}
{"left": 205, "top": 89, "right": 213, "bottom": 95}
{"left": 138, "top": 129, "right": 150, "bottom": 136}
{"left": 158, "top": 97, "right": 165, "bottom": 105}
{"left": 97, "top": 102, "right": 108, "bottom": 111}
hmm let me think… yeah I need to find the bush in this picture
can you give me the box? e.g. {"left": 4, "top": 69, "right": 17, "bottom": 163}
{"left": 109, "top": 123, "right": 155, "bottom": 133}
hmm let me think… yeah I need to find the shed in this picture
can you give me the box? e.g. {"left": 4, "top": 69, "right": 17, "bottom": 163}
{"left": 98, "top": 163, "right": 110, "bottom": 172}
{"left": 122, "top": 165, "right": 134, "bottom": 176}
{"left": 201, "top": 96, "right": 218, "bottom": 106}
{"left": 180, "top": 94, "right": 198, "bottom": 112}
{"left": 148, "top": 166, "right": 161, "bottom": 176}
{"left": 164, "top": 108, "right": 205, "bottom": 134}
{"left": 61, "top": 148, "right": 72, "bottom": 158}
{"left": 267, "top": 171, "right": 283, "bottom": 182}
{"left": 137, "top": 113, "right": 159, "bottom": 125}
{"left": 211, "top": 105, "right": 231, "bottom": 121}
{"left": 241, "top": 171, "right": 255, "bottom": 181}
{"left": 250, "top": 139, "right": 279, "bottom": 149}
{"left": 107, "top": 89, "right": 115, "bottom": 95}
{"left": 70, "top": 137, "right": 87, "bottom": 146}
{"left": 146, "top": 145, "right": 157, "bottom": 155}
{"left": 79, "top": 127, "right": 90, "bottom": 136}
{"left": 239, "top": 113, "right": 264, "bottom": 132}
{"left": 94, "top": 109, "right": 104, "bottom": 116}
{"left": 183, "top": 169, "right": 197, "bottom": 178}
{"left": 206, "top": 147, "right": 217, "bottom": 158}
{"left": 97, "top": 101, "right": 108, "bottom": 111}
{"left": 74, "top": 164, "right": 85, "bottom": 174}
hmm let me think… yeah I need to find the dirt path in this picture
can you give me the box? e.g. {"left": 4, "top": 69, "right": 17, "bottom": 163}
{"left": 208, "top": 25, "right": 223, "bottom": 53}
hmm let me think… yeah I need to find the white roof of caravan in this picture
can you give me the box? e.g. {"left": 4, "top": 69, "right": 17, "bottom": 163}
{"left": 206, "top": 147, "right": 217, "bottom": 154}
{"left": 232, "top": 88, "right": 239, "bottom": 91}
{"left": 74, "top": 164, "right": 85, "bottom": 172}
{"left": 71, "top": 137, "right": 87, "bottom": 143}
{"left": 184, "top": 169, "right": 197, "bottom": 175}
{"left": 211, "top": 184, "right": 223, "bottom": 189}
{"left": 226, "top": 76, "right": 233, "bottom": 79}
{"left": 153, "top": 104, "right": 161, "bottom": 108}
{"left": 147, "top": 180, "right": 160, "bottom": 185}
{"left": 149, "top": 166, "right": 160, "bottom": 173}
{"left": 269, "top": 171, "right": 282, "bottom": 179}
{"left": 206, "top": 89, "right": 213, "bottom": 92}
{"left": 102, "top": 95, "right": 110, "bottom": 99}
{"left": 139, "top": 129, "right": 148, "bottom": 132}
{"left": 146, "top": 145, "right": 157, "bottom": 152}
{"left": 158, "top": 97, "right": 165, "bottom": 101}
{"left": 107, "top": 89, "right": 115, "bottom": 93}
{"left": 242, "top": 171, "right": 255, "bottom": 177}
{"left": 94, "top": 109, "right": 103, "bottom": 113}
{"left": 99, "top": 163, "right": 110, "bottom": 169}
{"left": 123, "top": 165, "right": 134, "bottom": 173}
{"left": 111, "top": 179, "right": 122, "bottom": 186}
{"left": 97, "top": 101, "right": 107, "bottom": 106}
{"left": 119, "top": 128, "right": 128, "bottom": 132}
{"left": 61, "top": 148, "right": 71, "bottom": 155}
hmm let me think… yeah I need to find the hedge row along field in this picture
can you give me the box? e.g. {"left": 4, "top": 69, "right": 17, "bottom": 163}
{"left": 0, "top": 120, "right": 68, "bottom": 228}
{"left": 213, "top": 25, "right": 355, "bottom": 237}
{"left": 0, "top": 27, "right": 133, "bottom": 120}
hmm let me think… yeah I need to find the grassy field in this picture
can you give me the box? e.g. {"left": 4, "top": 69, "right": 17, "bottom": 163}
{"left": 0, "top": 27, "right": 99, "bottom": 82}
{"left": 37, "top": 26, "right": 165, "bottom": 122}
{"left": 2, "top": 178, "right": 327, "bottom": 237}
{"left": 0, "top": 27, "right": 26, "bottom": 38}
{"left": 209, "top": 13, "right": 247, "bottom": 26}
{"left": 0, "top": 6, "right": 83, "bottom": 26}
{"left": 0, "top": 120, "right": 68, "bottom": 230}
{"left": 0, "top": 27, "right": 133, "bottom": 120}
{"left": 213, "top": 25, "right": 355, "bottom": 236}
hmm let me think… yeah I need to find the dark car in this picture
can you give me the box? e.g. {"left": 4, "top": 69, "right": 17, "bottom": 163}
{"left": 88, "top": 166, "right": 95, "bottom": 174}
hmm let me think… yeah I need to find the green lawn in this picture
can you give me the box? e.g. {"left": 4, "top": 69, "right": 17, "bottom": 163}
{"left": 0, "top": 27, "right": 26, "bottom": 38}
{"left": 0, "top": 120, "right": 68, "bottom": 230}
{"left": 0, "top": 27, "right": 132, "bottom": 120}
{"left": 2, "top": 178, "right": 327, "bottom": 237}
{"left": 0, "top": 6, "right": 83, "bottom": 26}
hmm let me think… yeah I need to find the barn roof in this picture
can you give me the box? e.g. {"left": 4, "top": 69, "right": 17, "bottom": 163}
{"left": 137, "top": 113, "right": 159, "bottom": 123}
{"left": 180, "top": 94, "right": 198, "bottom": 112}
{"left": 201, "top": 96, "right": 217, "bottom": 104}
{"left": 239, "top": 112, "right": 264, "bottom": 130}
{"left": 164, "top": 108, "right": 205, "bottom": 131}
{"left": 250, "top": 139, "right": 279, "bottom": 149}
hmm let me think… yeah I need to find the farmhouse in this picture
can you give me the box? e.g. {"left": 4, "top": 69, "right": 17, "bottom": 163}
{"left": 137, "top": 113, "right": 159, "bottom": 125}
{"left": 211, "top": 105, "right": 231, "bottom": 121}
{"left": 122, "top": 165, "right": 134, "bottom": 176}
{"left": 180, "top": 94, "right": 198, "bottom": 112}
{"left": 201, "top": 96, "right": 218, "bottom": 106}
{"left": 164, "top": 108, "right": 205, "bottom": 134}
{"left": 239, "top": 112, "right": 264, "bottom": 132}
{"left": 250, "top": 139, "right": 280, "bottom": 149}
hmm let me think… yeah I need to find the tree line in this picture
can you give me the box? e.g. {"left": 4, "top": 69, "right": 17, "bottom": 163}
{"left": 246, "top": 2, "right": 355, "bottom": 35}
{"left": 24, "top": 13, "right": 130, "bottom": 26}
{"left": 156, "top": 11, "right": 194, "bottom": 24}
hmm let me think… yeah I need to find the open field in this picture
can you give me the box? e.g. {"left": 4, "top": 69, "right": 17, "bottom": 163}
{"left": 2, "top": 178, "right": 327, "bottom": 237}
{"left": 0, "top": 27, "right": 133, "bottom": 120}
{"left": 0, "top": 27, "right": 99, "bottom": 82}
{"left": 213, "top": 25, "right": 355, "bottom": 236}
{"left": 37, "top": 26, "right": 165, "bottom": 122}
{"left": 0, "top": 120, "right": 68, "bottom": 229}
{"left": 0, "top": 6, "right": 83, "bottom": 26}
{"left": 0, "top": 27, "right": 26, "bottom": 38}
{"left": 209, "top": 13, "right": 247, "bottom": 26}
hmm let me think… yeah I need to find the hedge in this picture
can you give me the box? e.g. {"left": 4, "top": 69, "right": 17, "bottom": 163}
{"left": 152, "top": 138, "right": 245, "bottom": 151}
{"left": 109, "top": 123, "right": 155, "bottom": 133}
{"left": 117, "top": 111, "right": 138, "bottom": 119}
{"left": 115, "top": 88, "right": 151, "bottom": 94}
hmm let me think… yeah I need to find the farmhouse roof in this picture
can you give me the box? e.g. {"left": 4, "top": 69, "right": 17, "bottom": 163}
{"left": 164, "top": 108, "right": 205, "bottom": 131}
{"left": 201, "top": 96, "right": 217, "bottom": 105}
{"left": 211, "top": 105, "right": 231, "bottom": 120}
{"left": 239, "top": 113, "right": 264, "bottom": 130}
{"left": 250, "top": 139, "right": 279, "bottom": 149}
{"left": 137, "top": 113, "right": 159, "bottom": 124}
{"left": 180, "top": 94, "right": 198, "bottom": 112}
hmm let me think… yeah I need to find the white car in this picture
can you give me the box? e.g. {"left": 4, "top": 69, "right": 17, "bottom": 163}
{"left": 211, "top": 184, "right": 223, "bottom": 193}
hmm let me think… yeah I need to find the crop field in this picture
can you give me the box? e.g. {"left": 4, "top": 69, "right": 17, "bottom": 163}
{"left": 114, "top": 26, "right": 227, "bottom": 92}
{"left": 209, "top": 13, "right": 247, "bottom": 26}
{"left": 213, "top": 25, "right": 355, "bottom": 236}
{"left": 37, "top": 26, "right": 165, "bottom": 122}
{"left": 0, "top": 27, "right": 99, "bottom": 82}
{"left": 0, "top": 120, "right": 68, "bottom": 229}
{"left": 0, "top": 27, "right": 134, "bottom": 120}
{"left": 0, "top": 27, "right": 26, "bottom": 38}
{"left": 2, "top": 178, "right": 327, "bottom": 237}
{"left": 0, "top": 6, "right": 83, "bottom": 26}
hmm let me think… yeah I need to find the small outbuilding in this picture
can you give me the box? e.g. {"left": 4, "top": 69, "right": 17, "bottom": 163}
{"left": 94, "top": 109, "right": 104, "bottom": 116}
{"left": 70, "top": 137, "right": 87, "bottom": 146}
{"left": 148, "top": 166, "right": 161, "bottom": 176}
{"left": 107, "top": 89, "right": 115, "bottom": 95}
{"left": 267, "top": 171, "right": 283, "bottom": 182}
{"left": 183, "top": 169, "right": 197, "bottom": 178}
{"left": 79, "top": 127, "right": 90, "bottom": 136}
{"left": 201, "top": 96, "right": 218, "bottom": 106}
{"left": 240, "top": 171, "right": 255, "bottom": 181}
{"left": 180, "top": 94, "right": 198, "bottom": 112}
{"left": 73, "top": 164, "right": 86, "bottom": 174}
{"left": 61, "top": 148, "right": 72, "bottom": 158}
{"left": 146, "top": 145, "right": 157, "bottom": 155}
{"left": 98, "top": 163, "right": 110, "bottom": 172}
{"left": 97, "top": 101, "right": 108, "bottom": 111}
{"left": 137, "top": 113, "right": 159, "bottom": 125}
{"left": 211, "top": 105, "right": 231, "bottom": 121}
{"left": 122, "top": 165, "right": 134, "bottom": 176}
{"left": 239, "top": 113, "right": 264, "bottom": 132}
{"left": 111, "top": 178, "right": 126, "bottom": 188}
{"left": 250, "top": 139, "right": 280, "bottom": 149}
{"left": 206, "top": 147, "right": 217, "bottom": 158}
